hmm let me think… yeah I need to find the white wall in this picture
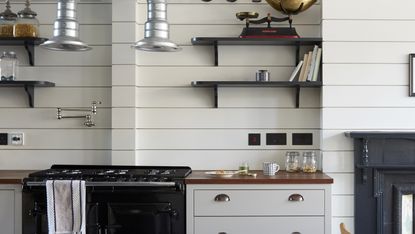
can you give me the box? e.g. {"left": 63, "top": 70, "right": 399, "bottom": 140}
{"left": 133, "top": 0, "right": 322, "bottom": 170}
{"left": 0, "top": 0, "right": 112, "bottom": 169}
{"left": 322, "top": 0, "right": 415, "bottom": 233}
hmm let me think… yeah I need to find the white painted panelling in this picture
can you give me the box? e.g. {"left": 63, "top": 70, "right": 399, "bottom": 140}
{"left": 323, "top": 151, "right": 354, "bottom": 173}
{"left": 323, "top": 86, "right": 415, "bottom": 107}
{"left": 135, "top": 150, "right": 320, "bottom": 170}
{"left": 321, "top": 130, "right": 353, "bottom": 151}
{"left": 323, "top": 0, "right": 415, "bottom": 20}
{"left": 0, "top": 150, "right": 111, "bottom": 170}
{"left": 112, "top": 0, "right": 136, "bottom": 22}
{"left": 323, "top": 108, "right": 415, "bottom": 129}
{"left": 0, "top": 190, "right": 14, "bottom": 234}
{"left": 113, "top": 22, "right": 137, "bottom": 43}
{"left": 332, "top": 195, "right": 353, "bottom": 216}
{"left": 112, "top": 108, "right": 136, "bottom": 129}
{"left": 113, "top": 86, "right": 136, "bottom": 107}
{"left": 113, "top": 65, "right": 136, "bottom": 86}
{"left": 323, "top": 64, "right": 407, "bottom": 86}
{"left": 136, "top": 109, "right": 320, "bottom": 129}
{"left": 136, "top": 46, "right": 213, "bottom": 66}
{"left": 112, "top": 44, "right": 136, "bottom": 65}
{"left": 112, "top": 129, "right": 136, "bottom": 150}
{"left": 136, "top": 67, "right": 297, "bottom": 86}
{"left": 324, "top": 42, "right": 415, "bottom": 64}
{"left": 136, "top": 129, "right": 320, "bottom": 150}
{"left": 18, "top": 67, "right": 111, "bottom": 87}
{"left": 326, "top": 173, "right": 354, "bottom": 195}
{"left": 323, "top": 20, "right": 415, "bottom": 42}
{"left": 35, "top": 46, "right": 111, "bottom": 66}
{"left": 0, "top": 129, "right": 110, "bottom": 149}
{"left": 112, "top": 151, "right": 136, "bottom": 165}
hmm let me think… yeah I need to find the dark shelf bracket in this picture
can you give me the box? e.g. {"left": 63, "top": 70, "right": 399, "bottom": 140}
{"left": 24, "top": 41, "right": 35, "bottom": 66}
{"left": 295, "top": 86, "right": 300, "bottom": 108}
{"left": 23, "top": 85, "right": 35, "bottom": 108}
{"left": 214, "top": 41, "right": 218, "bottom": 66}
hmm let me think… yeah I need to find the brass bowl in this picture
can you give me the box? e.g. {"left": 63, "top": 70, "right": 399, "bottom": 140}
{"left": 236, "top": 12, "right": 259, "bottom": 21}
{"left": 265, "top": 0, "right": 316, "bottom": 15}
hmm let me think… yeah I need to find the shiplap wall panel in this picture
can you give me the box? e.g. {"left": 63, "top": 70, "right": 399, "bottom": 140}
{"left": 323, "top": 20, "right": 415, "bottom": 42}
{"left": 136, "top": 150, "right": 319, "bottom": 170}
{"left": 0, "top": 129, "right": 110, "bottom": 149}
{"left": 322, "top": 151, "right": 354, "bottom": 173}
{"left": 322, "top": 130, "right": 353, "bottom": 151}
{"left": 137, "top": 109, "right": 320, "bottom": 129}
{"left": 332, "top": 195, "right": 353, "bottom": 216}
{"left": 323, "top": 0, "right": 415, "bottom": 20}
{"left": 324, "top": 42, "right": 415, "bottom": 64}
{"left": 323, "top": 86, "right": 414, "bottom": 107}
{"left": 0, "top": 1, "right": 111, "bottom": 168}
{"left": 137, "top": 129, "right": 320, "bottom": 150}
{"left": 0, "top": 150, "right": 111, "bottom": 170}
{"left": 327, "top": 173, "right": 354, "bottom": 195}
{"left": 136, "top": 4, "right": 321, "bottom": 25}
{"left": 323, "top": 64, "right": 407, "bottom": 86}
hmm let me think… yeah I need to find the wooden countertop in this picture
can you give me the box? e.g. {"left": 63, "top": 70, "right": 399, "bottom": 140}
{"left": 0, "top": 170, "right": 35, "bottom": 184}
{"left": 185, "top": 170, "right": 333, "bottom": 184}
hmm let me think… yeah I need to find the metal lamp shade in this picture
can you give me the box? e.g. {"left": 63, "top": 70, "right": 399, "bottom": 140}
{"left": 41, "top": 0, "right": 91, "bottom": 51}
{"left": 134, "top": 0, "right": 181, "bottom": 52}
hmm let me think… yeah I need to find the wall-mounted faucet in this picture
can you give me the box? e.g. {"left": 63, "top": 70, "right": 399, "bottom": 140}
{"left": 57, "top": 101, "right": 101, "bottom": 127}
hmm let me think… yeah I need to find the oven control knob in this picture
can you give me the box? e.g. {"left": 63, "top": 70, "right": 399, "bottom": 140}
{"left": 170, "top": 209, "right": 178, "bottom": 217}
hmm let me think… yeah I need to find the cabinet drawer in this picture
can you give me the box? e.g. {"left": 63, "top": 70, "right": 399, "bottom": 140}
{"left": 194, "top": 190, "right": 324, "bottom": 216}
{"left": 194, "top": 217, "right": 324, "bottom": 234}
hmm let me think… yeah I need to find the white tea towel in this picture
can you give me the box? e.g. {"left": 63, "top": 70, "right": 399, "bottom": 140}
{"left": 46, "top": 180, "right": 86, "bottom": 234}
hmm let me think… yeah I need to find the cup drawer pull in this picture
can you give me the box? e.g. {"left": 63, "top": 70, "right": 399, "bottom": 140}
{"left": 214, "top": 194, "right": 230, "bottom": 202}
{"left": 218, "top": 232, "right": 227, "bottom": 234}
{"left": 292, "top": 232, "right": 301, "bottom": 234}
{"left": 288, "top": 194, "right": 304, "bottom": 202}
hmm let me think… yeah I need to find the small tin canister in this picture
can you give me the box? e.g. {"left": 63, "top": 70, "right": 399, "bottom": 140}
{"left": 256, "top": 70, "right": 270, "bottom": 82}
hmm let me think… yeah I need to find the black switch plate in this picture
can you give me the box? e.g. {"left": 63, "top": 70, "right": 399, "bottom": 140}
{"left": 248, "top": 133, "right": 261, "bottom": 146}
{"left": 292, "top": 133, "right": 313, "bottom": 145}
{"left": 0, "top": 133, "right": 8, "bottom": 145}
{"left": 266, "top": 133, "right": 287, "bottom": 145}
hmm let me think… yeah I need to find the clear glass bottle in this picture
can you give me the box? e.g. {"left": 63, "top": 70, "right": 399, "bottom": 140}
{"left": 0, "top": 0, "right": 17, "bottom": 37}
{"left": 0, "top": 51, "right": 18, "bottom": 81}
{"left": 285, "top": 151, "right": 300, "bottom": 172}
{"left": 302, "top": 151, "right": 317, "bottom": 173}
{"left": 14, "top": 0, "right": 39, "bottom": 38}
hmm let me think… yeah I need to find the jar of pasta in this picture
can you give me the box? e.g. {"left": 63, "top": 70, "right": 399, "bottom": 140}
{"left": 0, "top": 0, "right": 17, "bottom": 37}
{"left": 14, "top": 0, "right": 39, "bottom": 38}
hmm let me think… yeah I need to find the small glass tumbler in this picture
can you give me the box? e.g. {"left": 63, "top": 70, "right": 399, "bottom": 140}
{"left": 239, "top": 162, "right": 249, "bottom": 175}
{"left": 0, "top": 51, "right": 18, "bottom": 81}
{"left": 302, "top": 151, "right": 317, "bottom": 173}
{"left": 285, "top": 151, "right": 300, "bottom": 172}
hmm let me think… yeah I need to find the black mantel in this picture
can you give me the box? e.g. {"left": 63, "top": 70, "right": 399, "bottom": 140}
{"left": 346, "top": 131, "right": 415, "bottom": 234}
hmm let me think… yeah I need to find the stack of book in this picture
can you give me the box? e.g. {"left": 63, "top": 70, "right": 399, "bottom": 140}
{"left": 288, "top": 45, "right": 322, "bottom": 82}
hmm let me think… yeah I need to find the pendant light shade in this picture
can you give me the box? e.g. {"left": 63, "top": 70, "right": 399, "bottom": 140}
{"left": 41, "top": 0, "right": 91, "bottom": 51}
{"left": 134, "top": 0, "right": 181, "bottom": 52}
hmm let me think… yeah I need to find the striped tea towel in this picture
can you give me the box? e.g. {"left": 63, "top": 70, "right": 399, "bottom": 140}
{"left": 46, "top": 180, "right": 86, "bottom": 234}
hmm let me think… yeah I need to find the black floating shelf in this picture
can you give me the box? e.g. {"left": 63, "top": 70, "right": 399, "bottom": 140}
{"left": 191, "top": 81, "right": 322, "bottom": 108}
{"left": 0, "top": 37, "right": 48, "bottom": 66}
{"left": 0, "top": 80, "right": 55, "bottom": 108}
{"left": 191, "top": 37, "right": 323, "bottom": 66}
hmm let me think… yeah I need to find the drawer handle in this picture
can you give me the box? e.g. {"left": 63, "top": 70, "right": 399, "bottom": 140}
{"left": 288, "top": 194, "right": 304, "bottom": 202}
{"left": 218, "top": 232, "right": 227, "bottom": 234}
{"left": 214, "top": 194, "right": 230, "bottom": 202}
{"left": 292, "top": 232, "right": 301, "bottom": 234}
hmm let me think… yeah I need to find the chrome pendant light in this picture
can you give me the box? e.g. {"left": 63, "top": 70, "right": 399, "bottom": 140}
{"left": 134, "top": 0, "right": 181, "bottom": 52}
{"left": 41, "top": 0, "right": 91, "bottom": 51}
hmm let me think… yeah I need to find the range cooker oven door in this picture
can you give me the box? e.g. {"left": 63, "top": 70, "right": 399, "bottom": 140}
{"left": 107, "top": 203, "right": 176, "bottom": 234}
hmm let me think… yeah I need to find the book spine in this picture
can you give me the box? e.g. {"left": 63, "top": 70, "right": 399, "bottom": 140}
{"left": 307, "top": 45, "right": 319, "bottom": 81}
{"left": 298, "top": 53, "right": 309, "bottom": 82}
{"left": 302, "top": 51, "right": 313, "bottom": 82}
{"left": 312, "top": 48, "right": 322, "bottom": 82}
{"left": 288, "top": 60, "right": 304, "bottom": 82}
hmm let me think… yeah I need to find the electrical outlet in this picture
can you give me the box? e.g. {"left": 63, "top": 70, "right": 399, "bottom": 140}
{"left": 0, "top": 133, "right": 7, "bottom": 145}
{"left": 292, "top": 133, "right": 313, "bottom": 145}
{"left": 248, "top": 133, "right": 261, "bottom": 146}
{"left": 9, "top": 133, "right": 23, "bottom": 146}
{"left": 266, "top": 133, "right": 287, "bottom": 145}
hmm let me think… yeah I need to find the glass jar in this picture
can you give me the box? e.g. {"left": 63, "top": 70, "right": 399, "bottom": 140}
{"left": 238, "top": 162, "right": 249, "bottom": 175}
{"left": 14, "top": 0, "right": 39, "bottom": 38}
{"left": 302, "top": 151, "right": 317, "bottom": 173}
{"left": 0, "top": 51, "right": 18, "bottom": 81}
{"left": 0, "top": 0, "right": 17, "bottom": 37}
{"left": 285, "top": 151, "right": 300, "bottom": 172}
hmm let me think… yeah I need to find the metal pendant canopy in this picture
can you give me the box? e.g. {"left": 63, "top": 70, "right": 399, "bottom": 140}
{"left": 41, "top": 0, "right": 91, "bottom": 51}
{"left": 134, "top": 0, "right": 181, "bottom": 52}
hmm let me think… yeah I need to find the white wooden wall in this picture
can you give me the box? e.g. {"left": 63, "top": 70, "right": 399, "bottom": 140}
{"left": 0, "top": 0, "right": 112, "bottom": 169}
{"left": 322, "top": 0, "right": 415, "bottom": 233}
{"left": 134, "top": 0, "right": 322, "bottom": 170}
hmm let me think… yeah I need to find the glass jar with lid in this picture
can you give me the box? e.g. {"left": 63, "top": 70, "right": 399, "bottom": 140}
{"left": 285, "top": 151, "right": 300, "bottom": 172}
{"left": 0, "top": 0, "right": 17, "bottom": 37}
{"left": 302, "top": 151, "right": 317, "bottom": 173}
{"left": 14, "top": 0, "right": 39, "bottom": 38}
{"left": 0, "top": 51, "right": 18, "bottom": 81}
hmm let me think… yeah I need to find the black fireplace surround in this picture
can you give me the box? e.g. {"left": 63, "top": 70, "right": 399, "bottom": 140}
{"left": 347, "top": 132, "right": 415, "bottom": 234}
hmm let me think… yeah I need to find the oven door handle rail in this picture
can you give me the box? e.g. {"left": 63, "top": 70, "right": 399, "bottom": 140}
{"left": 24, "top": 181, "right": 177, "bottom": 187}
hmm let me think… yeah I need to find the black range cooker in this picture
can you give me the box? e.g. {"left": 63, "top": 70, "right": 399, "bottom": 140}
{"left": 22, "top": 165, "right": 192, "bottom": 234}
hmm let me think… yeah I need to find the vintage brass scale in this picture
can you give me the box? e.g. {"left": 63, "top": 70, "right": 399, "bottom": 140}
{"left": 237, "top": 0, "right": 316, "bottom": 38}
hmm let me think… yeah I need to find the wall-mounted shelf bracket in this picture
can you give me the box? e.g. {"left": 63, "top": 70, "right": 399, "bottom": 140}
{"left": 0, "top": 37, "right": 48, "bottom": 66}
{"left": 0, "top": 80, "right": 55, "bottom": 107}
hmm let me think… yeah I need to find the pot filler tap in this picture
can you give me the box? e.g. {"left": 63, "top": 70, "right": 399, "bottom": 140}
{"left": 57, "top": 101, "right": 101, "bottom": 127}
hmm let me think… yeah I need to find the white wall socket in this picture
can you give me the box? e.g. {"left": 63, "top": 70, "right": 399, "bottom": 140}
{"left": 9, "top": 133, "right": 24, "bottom": 146}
